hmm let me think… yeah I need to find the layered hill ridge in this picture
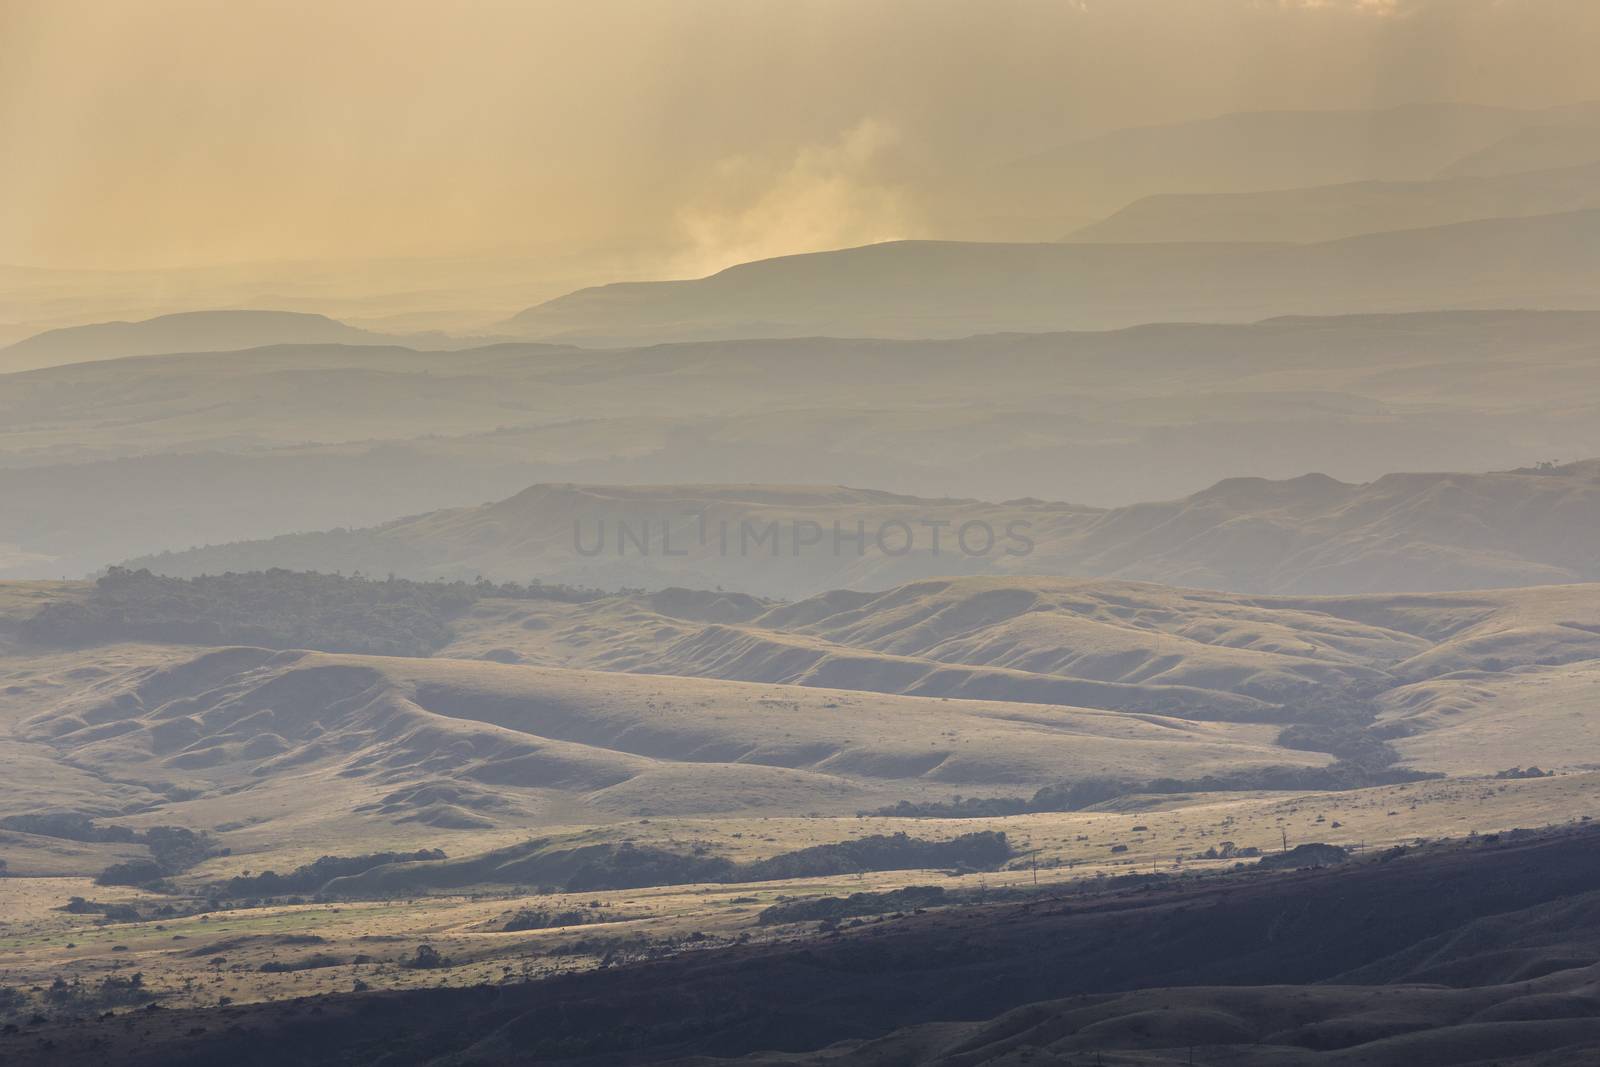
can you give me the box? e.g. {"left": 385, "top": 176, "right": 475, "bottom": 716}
{"left": 132, "top": 461, "right": 1600, "bottom": 599}
{"left": 7, "top": 308, "right": 1600, "bottom": 579}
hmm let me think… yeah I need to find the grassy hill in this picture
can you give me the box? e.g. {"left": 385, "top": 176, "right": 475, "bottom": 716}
{"left": 12, "top": 568, "right": 1600, "bottom": 838}
{"left": 10, "top": 565, "right": 1600, "bottom": 837}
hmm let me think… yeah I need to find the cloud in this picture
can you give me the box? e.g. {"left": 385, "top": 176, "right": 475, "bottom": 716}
{"left": 672, "top": 119, "right": 922, "bottom": 278}
{"left": 1266, "top": 0, "right": 1404, "bottom": 13}
{"left": 7, "top": 0, "right": 1600, "bottom": 276}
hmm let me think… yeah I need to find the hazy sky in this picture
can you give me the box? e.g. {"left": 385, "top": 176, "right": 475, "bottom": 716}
{"left": 4, "top": 0, "right": 1600, "bottom": 276}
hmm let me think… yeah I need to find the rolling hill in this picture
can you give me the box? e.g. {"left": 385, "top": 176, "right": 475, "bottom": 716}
{"left": 434, "top": 574, "right": 1600, "bottom": 777}
{"left": 6, "top": 643, "right": 1315, "bottom": 841}
{"left": 7, "top": 564, "right": 1600, "bottom": 1051}
{"left": 15, "top": 566, "right": 1600, "bottom": 845}
{"left": 446, "top": 577, "right": 1411, "bottom": 705}
{"left": 10, "top": 569, "right": 1600, "bottom": 881}
{"left": 21, "top": 564, "right": 1600, "bottom": 806}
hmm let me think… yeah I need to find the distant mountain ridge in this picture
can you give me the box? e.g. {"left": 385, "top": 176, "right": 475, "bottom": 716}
{"left": 0, "top": 309, "right": 390, "bottom": 373}
{"left": 508, "top": 210, "right": 1600, "bottom": 344}
{"left": 1440, "top": 113, "right": 1600, "bottom": 178}
{"left": 993, "top": 101, "right": 1598, "bottom": 229}
{"left": 129, "top": 461, "right": 1600, "bottom": 598}
{"left": 1065, "top": 161, "right": 1600, "bottom": 245}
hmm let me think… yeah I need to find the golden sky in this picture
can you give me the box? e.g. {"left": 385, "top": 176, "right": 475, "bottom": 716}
{"left": 4, "top": 0, "right": 1599, "bottom": 274}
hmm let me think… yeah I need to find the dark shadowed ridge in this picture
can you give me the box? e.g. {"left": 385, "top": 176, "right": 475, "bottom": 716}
{"left": 13, "top": 827, "right": 1600, "bottom": 1067}
{"left": 128, "top": 460, "right": 1600, "bottom": 598}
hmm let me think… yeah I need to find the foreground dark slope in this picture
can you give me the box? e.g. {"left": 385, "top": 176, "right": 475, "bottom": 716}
{"left": 16, "top": 828, "right": 1600, "bottom": 1066}
{"left": 133, "top": 461, "right": 1600, "bottom": 598}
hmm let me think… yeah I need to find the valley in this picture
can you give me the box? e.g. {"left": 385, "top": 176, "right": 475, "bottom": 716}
{"left": 8, "top": 24, "right": 1600, "bottom": 1061}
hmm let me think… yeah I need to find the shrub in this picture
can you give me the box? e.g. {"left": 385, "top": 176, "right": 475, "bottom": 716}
{"left": 503, "top": 908, "right": 599, "bottom": 932}
{"left": 95, "top": 859, "right": 167, "bottom": 888}
{"left": 404, "top": 944, "right": 449, "bottom": 970}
